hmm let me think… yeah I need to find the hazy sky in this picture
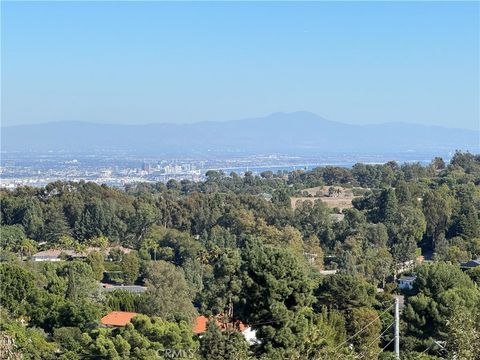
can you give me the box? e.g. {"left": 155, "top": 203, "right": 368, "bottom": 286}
{"left": 2, "top": 1, "right": 479, "bottom": 129}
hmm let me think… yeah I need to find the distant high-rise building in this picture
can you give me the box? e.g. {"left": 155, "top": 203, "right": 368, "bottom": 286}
{"left": 142, "top": 163, "right": 151, "bottom": 173}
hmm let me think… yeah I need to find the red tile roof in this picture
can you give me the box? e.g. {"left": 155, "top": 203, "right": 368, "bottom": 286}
{"left": 194, "top": 315, "right": 247, "bottom": 334}
{"left": 194, "top": 315, "right": 209, "bottom": 334}
{"left": 101, "top": 311, "right": 138, "bottom": 326}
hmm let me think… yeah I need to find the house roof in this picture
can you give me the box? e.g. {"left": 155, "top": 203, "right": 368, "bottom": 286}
{"left": 461, "top": 259, "right": 480, "bottom": 268}
{"left": 101, "top": 311, "right": 138, "bottom": 326}
{"left": 100, "top": 283, "right": 147, "bottom": 293}
{"left": 31, "top": 249, "right": 62, "bottom": 258}
{"left": 194, "top": 316, "right": 209, "bottom": 334}
{"left": 87, "top": 245, "right": 132, "bottom": 255}
{"left": 319, "top": 269, "right": 338, "bottom": 275}
{"left": 193, "top": 315, "right": 247, "bottom": 334}
{"left": 399, "top": 275, "right": 417, "bottom": 281}
{"left": 32, "top": 245, "right": 132, "bottom": 259}
{"left": 32, "top": 249, "right": 86, "bottom": 258}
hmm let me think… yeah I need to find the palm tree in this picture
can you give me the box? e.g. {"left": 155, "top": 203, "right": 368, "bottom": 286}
{"left": 18, "top": 239, "right": 37, "bottom": 260}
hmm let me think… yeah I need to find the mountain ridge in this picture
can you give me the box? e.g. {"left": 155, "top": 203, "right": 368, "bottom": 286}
{"left": 2, "top": 112, "right": 478, "bottom": 155}
{"left": 3, "top": 111, "right": 474, "bottom": 131}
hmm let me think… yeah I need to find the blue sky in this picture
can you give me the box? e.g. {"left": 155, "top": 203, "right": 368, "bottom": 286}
{"left": 1, "top": 1, "right": 479, "bottom": 129}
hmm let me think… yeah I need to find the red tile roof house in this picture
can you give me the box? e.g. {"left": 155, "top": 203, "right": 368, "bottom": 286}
{"left": 100, "top": 312, "right": 258, "bottom": 344}
{"left": 193, "top": 315, "right": 246, "bottom": 334}
{"left": 194, "top": 315, "right": 258, "bottom": 345}
{"left": 101, "top": 311, "right": 138, "bottom": 327}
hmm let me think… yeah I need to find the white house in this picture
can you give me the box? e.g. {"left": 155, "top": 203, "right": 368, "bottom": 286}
{"left": 319, "top": 269, "right": 338, "bottom": 275}
{"left": 31, "top": 249, "right": 84, "bottom": 261}
{"left": 242, "top": 327, "right": 259, "bottom": 345}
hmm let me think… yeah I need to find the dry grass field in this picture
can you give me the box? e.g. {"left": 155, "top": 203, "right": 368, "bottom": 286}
{"left": 290, "top": 185, "right": 360, "bottom": 210}
{"left": 299, "top": 185, "right": 350, "bottom": 197}
{"left": 290, "top": 197, "right": 355, "bottom": 210}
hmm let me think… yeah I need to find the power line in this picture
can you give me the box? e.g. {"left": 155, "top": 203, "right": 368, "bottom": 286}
{"left": 355, "top": 321, "right": 395, "bottom": 359}
{"left": 231, "top": 299, "right": 398, "bottom": 360}
{"left": 245, "top": 299, "right": 396, "bottom": 328}
{"left": 421, "top": 343, "right": 433, "bottom": 354}
{"left": 381, "top": 339, "right": 395, "bottom": 352}
{"left": 331, "top": 301, "right": 395, "bottom": 354}
{"left": 358, "top": 338, "right": 396, "bottom": 360}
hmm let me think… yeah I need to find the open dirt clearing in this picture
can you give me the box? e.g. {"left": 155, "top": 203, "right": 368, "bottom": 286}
{"left": 291, "top": 186, "right": 361, "bottom": 210}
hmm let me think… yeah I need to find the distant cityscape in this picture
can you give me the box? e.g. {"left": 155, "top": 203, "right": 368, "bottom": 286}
{"left": 0, "top": 150, "right": 446, "bottom": 189}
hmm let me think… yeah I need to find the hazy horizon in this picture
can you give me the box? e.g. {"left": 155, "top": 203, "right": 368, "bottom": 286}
{"left": 2, "top": 1, "right": 479, "bottom": 130}
{"left": 1, "top": 110, "right": 479, "bottom": 132}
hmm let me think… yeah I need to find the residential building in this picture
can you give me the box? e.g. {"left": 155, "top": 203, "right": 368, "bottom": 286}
{"left": 31, "top": 249, "right": 85, "bottom": 261}
{"left": 398, "top": 275, "right": 417, "bottom": 290}
{"left": 31, "top": 245, "right": 131, "bottom": 262}
{"left": 460, "top": 258, "right": 480, "bottom": 269}
{"left": 100, "top": 283, "right": 147, "bottom": 293}
{"left": 319, "top": 269, "right": 338, "bottom": 275}
{"left": 193, "top": 315, "right": 258, "bottom": 344}
{"left": 101, "top": 311, "right": 138, "bottom": 327}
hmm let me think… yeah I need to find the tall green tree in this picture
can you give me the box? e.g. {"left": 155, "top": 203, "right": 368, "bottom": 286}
{"left": 140, "top": 261, "right": 197, "bottom": 324}
{"left": 445, "top": 306, "right": 480, "bottom": 360}
{"left": 121, "top": 251, "right": 140, "bottom": 285}
{"left": 403, "top": 262, "right": 477, "bottom": 343}
{"left": 199, "top": 320, "right": 250, "bottom": 360}
{"left": 448, "top": 183, "right": 480, "bottom": 239}
{"left": 64, "top": 261, "right": 98, "bottom": 301}
{"left": 86, "top": 251, "right": 105, "bottom": 281}
{"left": 315, "top": 274, "right": 377, "bottom": 311}
{"left": 200, "top": 248, "right": 242, "bottom": 315}
{"left": 378, "top": 188, "right": 398, "bottom": 228}
{"left": 238, "top": 238, "right": 314, "bottom": 357}
{"left": 350, "top": 308, "right": 382, "bottom": 360}
{"left": 0, "top": 263, "right": 35, "bottom": 316}
{"left": 422, "top": 186, "right": 454, "bottom": 251}
{"left": 0, "top": 311, "right": 57, "bottom": 360}
{"left": 43, "top": 204, "right": 71, "bottom": 243}
{"left": 21, "top": 198, "right": 44, "bottom": 239}
{"left": 390, "top": 206, "right": 426, "bottom": 265}
{"left": 294, "top": 200, "right": 332, "bottom": 247}
{"left": 0, "top": 225, "right": 30, "bottom": 254}
{"left": 80, "top": 315, "right": 198, "bottom": 359}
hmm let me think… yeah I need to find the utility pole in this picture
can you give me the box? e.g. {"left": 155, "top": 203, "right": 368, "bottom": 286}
{"left": 394, "top": 297, "right": 400, "bottom": 359}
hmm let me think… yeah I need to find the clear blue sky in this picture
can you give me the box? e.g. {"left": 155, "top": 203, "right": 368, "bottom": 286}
{"left": 1, "top": 1, "right": 479, "bottom": 129}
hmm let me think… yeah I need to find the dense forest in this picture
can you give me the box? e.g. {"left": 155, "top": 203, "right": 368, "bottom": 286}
{"left": 1, "top": 151, "right": 479, "bottom": 359}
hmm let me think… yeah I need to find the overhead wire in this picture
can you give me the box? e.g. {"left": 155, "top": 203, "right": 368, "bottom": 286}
{"left": 330, "top": 301, "right": 395, "bottom": 354}
{"left": 355, "top": 321, "right": 395, "bottom": 359}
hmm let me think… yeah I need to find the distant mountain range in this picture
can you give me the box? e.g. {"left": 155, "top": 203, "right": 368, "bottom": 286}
{"left": 2, "top": 112, "right": 478, "bottom": 156}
